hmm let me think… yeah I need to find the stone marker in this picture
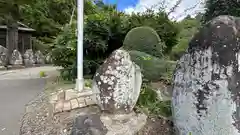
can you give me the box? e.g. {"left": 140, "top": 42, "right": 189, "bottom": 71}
{"left": 35, "top": 50, "right": 45, "bottom": 64}
{"left": 172, "top": 15, "right": 240, "bottom": 135}
{"left": 0, "top": 45, "right": 8, "bottom": 66}
{"left": 23, "top": 49, "right": 35, "bottom": 66}
{"left": 45, "top": 53, "right": 52, "bottom": 64}
{"left": 10, "top": 49, "right": 23, "bottom": 65}
{"left": 92, "top": 49, "right": 142, "bottom": 113}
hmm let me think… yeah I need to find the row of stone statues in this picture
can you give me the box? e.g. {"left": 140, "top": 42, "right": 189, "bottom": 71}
{"left": 0, "top": 45, "right": 47, "bottom": 67}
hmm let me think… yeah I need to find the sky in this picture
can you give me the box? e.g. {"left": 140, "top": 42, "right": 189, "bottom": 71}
{"left": 103, "top": 0, "right": 205, "bottom": 21}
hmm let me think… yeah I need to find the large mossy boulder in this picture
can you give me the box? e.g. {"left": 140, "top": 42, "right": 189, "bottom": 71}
{"left": 123, "top": 26, "right": 164, "bottom": 58}
{"left": 129, "top": 50, "right": 176, "bottom": 82}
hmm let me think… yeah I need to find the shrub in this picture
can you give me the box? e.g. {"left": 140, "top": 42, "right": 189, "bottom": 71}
{"left": 32, "top": 37, "right": 50, "bottom": 54}
{"left": 51, "top": 22, "right": 77, "bottom": 81}
{"left": 51, "top": 5, "right": 130, "bottom": 81}
{"left": 123, "top": 26, "right": 165, "bottom": 58}
{"left": 170, "top": 40, "right": 188, "bottom": 61}
{"left": 84, "top": 79, "right": 92, "bottom": 88}
{"left": 39, "top": 71, "right": 46, "bottom": 78}
{"left": 129, "top": 50, "right": 176, "bottom": 83}
{"left": 127, "top": 10, "right": 179, "bottom": 53}
{"left": 136, "top": 83, "right": 172, "bottom": 117}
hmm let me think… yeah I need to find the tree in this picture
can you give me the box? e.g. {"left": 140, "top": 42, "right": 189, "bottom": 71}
{"left": 19, "top": 0, "right": 76, "bottom": 42}
{"left": 0, "top": 0, "right": 33, "bottom": 64}
{"left": 203, "top": 0, "right": 240, "bottom": 23}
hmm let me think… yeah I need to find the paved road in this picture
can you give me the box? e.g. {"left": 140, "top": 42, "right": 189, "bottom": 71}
{"left": 0, "top": 66, "right": 59, "bottom": 135}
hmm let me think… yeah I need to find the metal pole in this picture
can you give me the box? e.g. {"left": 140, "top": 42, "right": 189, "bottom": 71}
{"left": 76, "top": 0, "right": 84, "bottom": 91}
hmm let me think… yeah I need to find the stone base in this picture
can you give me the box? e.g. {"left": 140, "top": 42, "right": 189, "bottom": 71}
{"left": 101, "top": 112, "right": 147, "bottom": 135}
{"left": 49, "top": 88, "right": 97, "bottom": 114}
{"left": 71, "top": 112, "right": 147, "bottom": 135}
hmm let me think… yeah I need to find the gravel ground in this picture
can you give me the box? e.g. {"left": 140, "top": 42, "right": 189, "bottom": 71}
{"left": 20, "top": 91, "right": 100, "bottom": 135}
{"left": 137, "top": 116, "right": 174, "bottom": 135}
{"left": 20, "top": 91, "right": 174, "bottom": 135}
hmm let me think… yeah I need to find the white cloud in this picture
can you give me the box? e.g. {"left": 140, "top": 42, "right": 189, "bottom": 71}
{"left": 124, "top": 0, "right": 204, "bottom": 21}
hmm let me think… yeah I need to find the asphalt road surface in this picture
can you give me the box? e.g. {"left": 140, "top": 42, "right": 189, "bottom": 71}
{"left": 0, "top": 79, "right": 46, "bottom": 135}
{"left": 0, "top": 66, "right": 59, "bottom": 135}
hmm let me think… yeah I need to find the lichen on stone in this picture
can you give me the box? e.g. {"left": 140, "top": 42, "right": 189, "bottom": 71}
{"left": 92, "top": 49, "right": 142, "bottom": 114}
{"left": 172, "top": 15, "right": 240, "bottom": 135}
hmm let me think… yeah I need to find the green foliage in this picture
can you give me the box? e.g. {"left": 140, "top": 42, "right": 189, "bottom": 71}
{"left": 0, "top": 0, "right": 33, "bottom": 23}
{"left": 19, "top": 0, "right": 76, "bottom": 39}
{"left": 123, "top": 26, "right": 164, "bottom": 58}
{"left": 84, "top": 79, "right": 92, "bottom": 88}
{"left": 51, "top": 1, "right": 130, "bottom": 80}
{"left": 39, "top": 71, "right": 46, "bottom": 77}
{"left": 127, "top": 10, "right": 179, "bottom": 52}
{"left": 137, "top": 83, "right": 172, "bottom": 117}
{"left": 51, "top": 2, "right": 126, "bottom": 80}
{"left": 129, "top": 51, "right": 176, "bottom": 83}
{"left": 32, "top": 37, "right": 50, "bottom": 54}
{"left": 171, "top": 16, "right": 200, "bottom": 60}
{"left": 51, "top": 22, "right": 77, "bottom": 81}
{"left": 203, "top": 0, "right": 240, "bottom": 23}
{"left": 30, "top": 0, "right": 180, "bottom": 81}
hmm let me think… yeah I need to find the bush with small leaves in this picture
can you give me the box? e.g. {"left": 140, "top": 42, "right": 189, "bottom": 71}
{"left": 123, "top": 26, "right": 165, "bottom": 58}
{"left": 129, "top": 50, "right": 176, "bottom": 83}
{"left": 136, "top": 83, "right": 172, "bottom": 117}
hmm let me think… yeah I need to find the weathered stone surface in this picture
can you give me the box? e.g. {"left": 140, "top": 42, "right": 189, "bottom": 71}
{"left": 71, "top": 112, "right": 147, "bottom": 135}
{"left": 10, "top": 49, "right": 23, "bottom": 65}
{"left": 71, "top": 114, "right": 108, "bottom": 135}
{"left": 45, "top": 53, "right": 52, "bottom": 64}
{"left": 150, "top": 82, "right": 172, "bottom": 101}
{"left": 172, "top": 15, "right": 240, "bottom": 135}
{"left": 35, "top": 50, "right": 45, "bottom": 64}
{"left": 101, "top": 112, "right": 147, "bottom": 135}
{"left": 23, "top": 49, "right": 36, "bottom": 66}
{"left": 0, "top": 45, "right": 8, "bottom": 66}
{"left": 92, "top": 49, "right": 142, "bottom": 113}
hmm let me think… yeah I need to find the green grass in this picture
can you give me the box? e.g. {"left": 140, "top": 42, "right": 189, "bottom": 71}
{"left": 44, "top": 76, "right": 75, "bottom": 95}
{"left": 136, "top": 83, "right": 172, "bottom": 117}
{"left": 44, "top": 76, "right": 94, "bottom": 95}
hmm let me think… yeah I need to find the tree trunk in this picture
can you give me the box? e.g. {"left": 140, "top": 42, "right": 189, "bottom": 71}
{"left": 6, "top": 23, "right": 18, "bottom": 65}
